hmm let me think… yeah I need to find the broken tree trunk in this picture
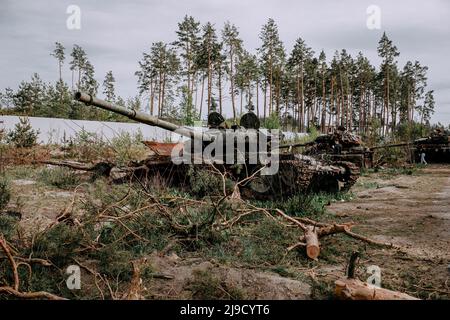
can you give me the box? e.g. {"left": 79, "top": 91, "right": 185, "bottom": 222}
{"left": 275, "top": 209, "right": 399, "bottom": 260}
{"left": 304, "top": 226, "right": 320, "bottom": 260}
{"left": 335, "top": 278, "right": 419, "bottom": 300}
{"left": 42, "top": 160, "right": 113, "bottom": 177}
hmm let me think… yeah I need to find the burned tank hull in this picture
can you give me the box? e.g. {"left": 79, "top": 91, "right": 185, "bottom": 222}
{"left": 304, "top": 131, "right": 373, "bottom": 168}
{"left": 136, "top": 142, "right": 360, "bottom": 199}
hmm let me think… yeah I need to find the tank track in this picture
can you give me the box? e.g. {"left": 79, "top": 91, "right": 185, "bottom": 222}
{"left": 333, "top": 160, "right": 360, "bottom": 191}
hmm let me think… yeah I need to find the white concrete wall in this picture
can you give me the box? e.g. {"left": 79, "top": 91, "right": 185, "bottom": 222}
{"left": 0, "top": 115, "right": 185, "bottom": 144}
{"left": 0, "top": 115, "right": 306, "bottom": 144}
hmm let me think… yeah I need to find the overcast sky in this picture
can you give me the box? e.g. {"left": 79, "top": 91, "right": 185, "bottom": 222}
{"left": 1, "top": 0, "right": 449, "bottom": 124}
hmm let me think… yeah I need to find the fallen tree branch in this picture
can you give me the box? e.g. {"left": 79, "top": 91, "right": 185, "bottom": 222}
{"left": 0, "top": 235, "right": 66, "bottom": 300}
{"left": 0, "top": 286, "right": 67, "bottom": 300}
{"left": 0, "top": 235, "right": 19, "bottom": 290}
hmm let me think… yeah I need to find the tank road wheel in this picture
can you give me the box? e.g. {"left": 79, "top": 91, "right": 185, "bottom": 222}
{"left": 278, "top": 163, "right": 297, "bottom": 192}
{"left": 248, "top": 176, "right": 271, "bottom": 194}
{"left": 312, "top": 173, "right": 340, "bottom": 193}
{"left": 335, "top": 161, "right": 360, "bottom": 192}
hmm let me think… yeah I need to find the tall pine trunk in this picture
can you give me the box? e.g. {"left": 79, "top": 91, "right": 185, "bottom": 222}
{"left": 321, "top": 75, "right": 326, "bottom": 133}
{"left": 149, "top": 77, "right": 154, "bottom": 115}
{"left": 218, "top": 72, "right": 223, "bottom": 114}
{"left": 256, "top": 80, "right": 260, "bottom": 117}
{"left": 199, "top": 73, "right": 205, "bottom": 119}
{"left": 230, "top": 50, "right": 236, "bottom": 120}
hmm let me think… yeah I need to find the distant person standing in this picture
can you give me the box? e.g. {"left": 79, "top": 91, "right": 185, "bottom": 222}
{"left": 420, "top": 149, "right": 427, "bottom": 165}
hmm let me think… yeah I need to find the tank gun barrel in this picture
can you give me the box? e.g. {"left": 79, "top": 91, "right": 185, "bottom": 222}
{"left": 279, "top": 141, "right": 312, "bottom": 149}
{"left": 74, "top": 92, "right": 213, "bottom": 142}
{"left": 370, "top": 142, "right": 412, "bottom": 150}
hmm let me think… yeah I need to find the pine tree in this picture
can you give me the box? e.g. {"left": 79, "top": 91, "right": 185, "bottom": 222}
{"left": 214, "top": 46, "right": 226, "bottom": 114}
{"left": 420, "top": 90, "right": 434, "bottom": 125}
{"left": 136, "top": 51, "right": 157, "bottom": 115}
{"left": 198, "top": 22, "right": 220, "bottom": 115}
{"left": 258, "top": 19, "right": 285, "bottom": 118}
{"left": 143, "top": 42, "right": 180, "bottom": 117}
{"left": 13, "top": 73, "right": 46, "bottom": 115}
{"left": 377, "top": 32, "right": 400, "bottom": 135}
{"left": 222, "top": 22, "right": 243, "bottom": 120}
{"left": 318, "top": 51, "right": 328, "bottom": 132}
{"left": 69, "top": 45, "right": 88, "bottom": 90}
{"left": 102, "top": 71, "right": 116, "bottom": 102}
{"left": 235, "top": 50, "right": 259, "bottom": 115}
{"left": 354, "top": 52, "right": 376, "bottom": 134}
{"left": 50, "top": 42, "right": 65, "bottom": 82}
{"left": 0, "top": 88, "right": 14, "bottom": 109}
{"left": 173, "top": 15, "right": 201, "bottom": 114}
{"left": 287, "top": 38, "right": 313, "bottom": 131}
{"left": 43, "top": 81, "right": 71, "bottom": 118}
{"left": 79, "top": 60, "right": 98, "bottom": 95}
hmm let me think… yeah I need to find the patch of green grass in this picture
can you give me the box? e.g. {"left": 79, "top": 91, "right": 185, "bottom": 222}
{"left": 310, "top": 279, "right": 335, "bottom": 300}
{"left": 38, "top": 167, "right": 81, "bottom": 190}
{"left": 255, "top": 192, "right": 352, "bottom": 220}
{"left": 188, "top": 269, "right": 245, "bottom": 300}
{"left": 355, "top": 181, "right": 379, "bottom": 189}
{"left": 31, "top": 223, "right": 85, "bottom": 266}
{"left": 0, "top": 215, "right": 18, "bottom": 240}
{"left": 4, "top": 165, "right": 38, "bottom": 180}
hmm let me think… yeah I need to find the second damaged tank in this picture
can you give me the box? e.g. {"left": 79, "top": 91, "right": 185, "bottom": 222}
{"left": 74, "top": 92, "right": 360, "bottom": 198}
{"left": 280, "top": 126, "right": 374, "bottom": 168}
{"left": 371, "top": 128, "right": 450, "bottom": 164}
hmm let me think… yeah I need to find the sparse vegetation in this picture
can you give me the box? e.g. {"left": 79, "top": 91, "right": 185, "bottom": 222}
{"left": 188, "top": 269, "right": 245, "bottom": 300}
{"left": 109, "top": 131, "right": 147, "bottom": 166}
{"left": 38, "top": 167, "right": 81, "bottom": 189}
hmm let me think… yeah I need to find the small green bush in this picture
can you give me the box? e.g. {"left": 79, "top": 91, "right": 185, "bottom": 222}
{"left": 31, "top": 223, "right": 84, "bottom": 266}
{"left": 0, "top": 177, "right": 11, "bottom": 211}
{"left": 109, "top": 131, "right": 147, "bottom": 166}
{"left": 6, "top": 117, "right": 39, "bottom": 148}
{"left": 188, "top": 269, "right": 244, "bottom": 300}
{"left": 38, "top": 167, "right": 80, "bottom": 189}
{"left": 0, "top": 215, "right": 18, "bottom": 240}
{"left": 187, "top": 166, "right": 224, "bottom": 197}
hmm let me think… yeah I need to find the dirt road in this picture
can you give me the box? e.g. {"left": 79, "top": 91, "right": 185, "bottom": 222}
{"left": 325, "top": 165, "right": 450, "bottom": 298}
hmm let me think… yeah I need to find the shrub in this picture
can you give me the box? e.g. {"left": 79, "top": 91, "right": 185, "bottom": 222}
{"left": 187, "top": 166, "right": 225, "bottom": 197}
{"left": 38, "top": 167, "right": 80, "bottom": 189}
{"left": 67, "top": 130, "right": 109, "bottom": 162}
{"left": 6, "top": 117, "right": 39, "bottom": 148}
{"left": 0, "top": 215, "right": 17, "bottom": 240}
{"left": 31, "top": 223, "right": 84, "bottom": 266}
{"left": 0, "top": 177, "right": 11, "bottom": 211}
{"left": 110, "top": 131, "right": 147, "bottom": 166}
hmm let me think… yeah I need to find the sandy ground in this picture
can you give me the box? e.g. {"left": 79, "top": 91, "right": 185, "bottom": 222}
{"left": 323, "top": 164, "right": 450, "bottom": 298}
{"left": 330, "top": 165, "right": 450, "bottom": 260}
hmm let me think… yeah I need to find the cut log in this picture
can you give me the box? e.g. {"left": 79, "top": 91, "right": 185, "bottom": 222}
{"left": 335, "top": 278, "right": 419, "bottom": 300}
{"left": 305, "top": 226, "right": 320, "bottom": 260}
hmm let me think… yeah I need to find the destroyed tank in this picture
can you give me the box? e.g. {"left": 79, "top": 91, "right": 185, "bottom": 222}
{"left": 280, "top": 126, "right": 373, "bottom": 168}
{"left": 371, "top": 128, "right": 450, "bottom": 164}
{"left": 74, "top": 92, "right": 360, "bottom": 198}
